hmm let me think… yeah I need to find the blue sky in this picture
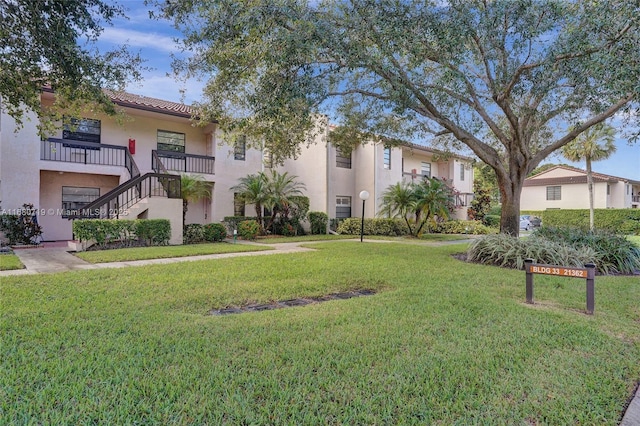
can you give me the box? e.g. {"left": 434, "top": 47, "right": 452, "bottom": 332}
{"left": 97, "top": 1, "right": 640, "bottom": 180}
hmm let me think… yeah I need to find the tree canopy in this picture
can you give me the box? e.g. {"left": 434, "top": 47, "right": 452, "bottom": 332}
{"left": 0, "top": 0, "right": 143, "bottom": 128}
{"left": 160, "top": 0, "right": 640, "bottom": 235}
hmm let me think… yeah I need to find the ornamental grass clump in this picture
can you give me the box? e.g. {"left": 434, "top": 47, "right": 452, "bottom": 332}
{"left": 532, "top": 227, "right": 640, "bottom": 275}
{"left": 467, "top": 234, "right": 595, "bottom": 270}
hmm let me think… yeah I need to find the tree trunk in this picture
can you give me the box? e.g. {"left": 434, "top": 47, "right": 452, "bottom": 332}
{"left": 183, "top": 200, "right": 188, "bottom": 227}
{"left": 586, "top": 157, "right": 594, "bottom": 231}
{"left": 497, "top": 174, "right": 524, "bottom": 237}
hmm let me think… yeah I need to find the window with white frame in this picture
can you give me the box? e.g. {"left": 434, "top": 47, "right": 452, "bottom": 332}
{"left": 459, "top": 163, "right": 465, "bottom": 181}
{"left": 383, "top": 147, "right": 391, "bottom": 169}
{"left": 546, "top": 186, "right": 561, "bottom": 200}
{"left": 336, "top": 147, "right": 352, "bottom": 168}
{"left": 421, "top": 162, "right": 431, "bottom": 178}
{"left": 63, "top": 117, "right": 101, "bottom": 144}
{"left": 62, "top": 186, "right": 100, "bottom": 217}
{"left": 336, "top": 196, "right": 352, "bottom": 219}
{"left": 157, "top": 130, "right": 185, "bottom": 153}
{"left": 234, "top": 135, "right": 246, "bottom": 161}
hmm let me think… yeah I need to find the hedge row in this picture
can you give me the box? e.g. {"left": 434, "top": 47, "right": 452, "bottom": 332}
{"left": 337, "top": 218, "right": 410, "bottom": 236}
{"left": 542, "top": 209, "right": 640, "bottom": 235}
{"left": 183, "top": 223, "right": 228, "bottom": 244}
{"left": 73, "top": 219, "right": 171, "bottom": 248}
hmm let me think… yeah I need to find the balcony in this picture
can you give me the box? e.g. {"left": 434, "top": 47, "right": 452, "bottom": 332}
{"left": 152, "top": 150, "right": 215, "bottom": 175}
{"left": 41, "top": 138, "right": 139, "bottom": 178}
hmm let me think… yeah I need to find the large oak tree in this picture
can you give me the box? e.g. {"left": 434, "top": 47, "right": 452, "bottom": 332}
{"left": 160, "top": 0, "right": 640, "bottom": 235}
{"left": 0, "top": 0, "right": 143, "bottom": 129}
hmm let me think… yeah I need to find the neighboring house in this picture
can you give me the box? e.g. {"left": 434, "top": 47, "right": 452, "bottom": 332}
{"left": 0, "top": 89, "right": 475, "bottom": 243}
{"left": 276, "top": 137, "right": 474, "bottom": 222}
{"left": 521, "top": 165, "right": 640, "bottom": 211}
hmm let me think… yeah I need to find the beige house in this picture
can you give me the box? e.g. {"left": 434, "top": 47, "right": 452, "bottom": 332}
{"left": 1, "top": 89, "right": 475, "bottom": 243}
{"left": 521, "top": 165, "right": 640, "bottom": 211}
{"left": 277, "top": 138, "right": 474, "bottom": 222}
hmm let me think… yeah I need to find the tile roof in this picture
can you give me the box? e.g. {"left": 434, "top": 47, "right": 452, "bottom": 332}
{"left": 105, "top": 90, "right": 193, "bottom": 118}
{"left": 526, "top": 165, "right": 640, "bottom": 185}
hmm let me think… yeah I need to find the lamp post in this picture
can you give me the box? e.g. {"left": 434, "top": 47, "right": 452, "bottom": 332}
{"left": 359, "top": 190, "right": 370, "bottom": 242}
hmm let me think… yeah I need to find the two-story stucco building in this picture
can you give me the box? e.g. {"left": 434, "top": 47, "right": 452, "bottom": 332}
{"left": 521, "top": 165, "right": 640, "bottom": 211}
{"left": 1, "top": 89, "right": 475, "bottom": 243}
{"left": 276, "top": 137, "right": 474, "bottom": 222}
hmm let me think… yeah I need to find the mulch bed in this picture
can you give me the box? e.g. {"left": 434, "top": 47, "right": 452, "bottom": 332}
{"left": 210, "top": 289, "right": 377, "bottom": 316}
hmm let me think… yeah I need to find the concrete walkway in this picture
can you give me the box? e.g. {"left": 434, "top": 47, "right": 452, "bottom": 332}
{"left": 1, "top": 237, "right": 477, "bottom": 277}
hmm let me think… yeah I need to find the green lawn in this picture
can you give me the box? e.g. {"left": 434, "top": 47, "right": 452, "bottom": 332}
{"left": 74, "top": 242, "right": 272, "bottom": 263}
{"left": 628, "top": 235, "right": 640, "bottom": 247}
{"left": 0, "top": 254, "right": 23, "bottom": 270}
{"left": 2, "top": 242, "right": 639, "bottom": 424}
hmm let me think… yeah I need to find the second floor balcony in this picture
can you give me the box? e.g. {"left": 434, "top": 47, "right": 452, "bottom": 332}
{"left": 152, "top": 150, "right": 215, "bottom": 175}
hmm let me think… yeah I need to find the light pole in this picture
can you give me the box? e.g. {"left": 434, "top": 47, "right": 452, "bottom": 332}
{"left": 359, "top": 190, "right": 370, "bottom": 242}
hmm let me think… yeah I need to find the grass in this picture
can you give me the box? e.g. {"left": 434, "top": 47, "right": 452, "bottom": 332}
{"left": 74, "top": 242, "right": 272, "bottom": 263}
{"left": 0, "top": 254, "right": 23, "bottom": 270}
{"left": 628, "top": 235, "right": 640, "bottom": 247}
{"left": 2, "top": 242, "right": 639, "bottom": 424}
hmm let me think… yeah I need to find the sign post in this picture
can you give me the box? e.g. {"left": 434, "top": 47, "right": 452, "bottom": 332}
{"left": 524, "top": 258, "right": 596, "bottom": 315}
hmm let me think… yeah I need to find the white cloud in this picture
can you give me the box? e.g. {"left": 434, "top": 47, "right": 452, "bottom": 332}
{"left": 100, "top": 27, "right": 180, "bottom": 54}
{"left": 126, "top": 72, "right": 205, "bottom": 105}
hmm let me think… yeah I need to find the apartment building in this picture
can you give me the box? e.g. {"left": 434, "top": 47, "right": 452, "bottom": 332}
{"left": 0, "top": 90, "right": 262, "bottom": 242}
{"left": 277, "top": 138, "right": 475, "bottom": 222}
{"left": 521, "top": 165, "right": 640, "bottom": 211}
{"left": 1, "top": 89, "right": 475, "bottom": 243}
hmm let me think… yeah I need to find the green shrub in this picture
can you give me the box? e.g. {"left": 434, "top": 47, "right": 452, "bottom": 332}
{"left": 468, "top": 234, "right": 596, "bottom": 270}
{"left": 308, "top": 211, "right": 328, "bottom": 235}
{"left": 542, "top": 209, "right": 640, "bottom": 232}
{"left": 482, "top": 215, "right": 500, "bottom": 227}
{"left": 336, "top": 218, "right": 409, "bottom": 236}
{"left": 74, "top": 219, "right": 169, "bottom": 248}
{"left": 238, "top": 220, "right": 260, "bottom": 240}
{"left": 73, "top": 219, "right": 136, "bottom": 248}
{"left": 223, "top": 216, "right": 259, "bottom": 233}
{"left": 620, "top": 219, "right": 640, "bottom": 236}
{"left": 0, "top": 203, "right": 43, "bottom": 245}
{"left": 532, "top": 227, "right": 640, "bottom": 275}
{"left": 183, "top": 224, "right": 204, "bottom": 244}
{"left": 203, "top": 223, "right": 227, "bottom": 242}
{"left": 487, "top": 206, "right": 502, "bottom": 216}
{"left": 135, "top": 219, "right": 170, "bottom": 246}
{"left": 430, "top": 220, "right": 492, "bottom": 235}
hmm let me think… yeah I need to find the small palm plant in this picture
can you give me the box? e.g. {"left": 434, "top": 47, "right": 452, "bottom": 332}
{"left": 180, "top": 174, "right": 212, "bottom": 226}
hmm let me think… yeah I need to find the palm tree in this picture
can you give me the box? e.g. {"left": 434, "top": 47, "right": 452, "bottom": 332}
{"left": 413, "top": 177, "right": 454, "bottom": 236}
{"left": 180, "top": 174, "right": 212, "bottom": 226}
{"left": 379, "top": 182, "right": 418, "bottom": 235}
{"left": 230, "top": 173, "right": 269, "bottom": 231}
{"left": 263, "top": 170, "right": 306, "bottom": 232}
{"left": 562, "top": 123, "right": 617, "bottom": 230}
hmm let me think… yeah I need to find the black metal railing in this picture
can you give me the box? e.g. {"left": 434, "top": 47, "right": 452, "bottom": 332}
{"left": 66, "top": 173, "right": 181, "bottom": 219}
{"left": 454, "top": 192, "right": 475, "bottom": 208}
{"left": 633, "top": 195, "right": 640, "bottom": 203}
{"left": 152, "top": 150, "right": 215, "bottom": 174}
{"left": 42, "top": 138, "right": 140, "bottom": 179}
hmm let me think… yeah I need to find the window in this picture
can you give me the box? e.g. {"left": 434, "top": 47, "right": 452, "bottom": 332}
{"left": 234, "top": 135, "right": 246, "bottom": 161}
{"left": 607, "top": 184, "right": 611, "bottom": 195}
{"left": 421, "top": 162, "right": 431, "bottom": 178}
{"left": 336, "top": 147, "right": 352, "bottom": 169}
{"left": 62, "top": 186, "right": 100, "bottom": 217}
{"left": 336, "top": 196, "right": 352, "bottom": 219}
{"left": 63, "top": 117, "right": 101, "bottom": 144}
{"left": 546, "top": 186, "right": 561, "bottom": 200}
{"left": 459, "top": 163, "right": 465, "bottom": 181}
{"left": 383, "top": 147, "right": 391, "bottom": 169}
{"left": 233, "top": 193, "right": 245, "bottom": 216}
{"left": 157, "top": 130, "right": 185, "bottom": 153}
